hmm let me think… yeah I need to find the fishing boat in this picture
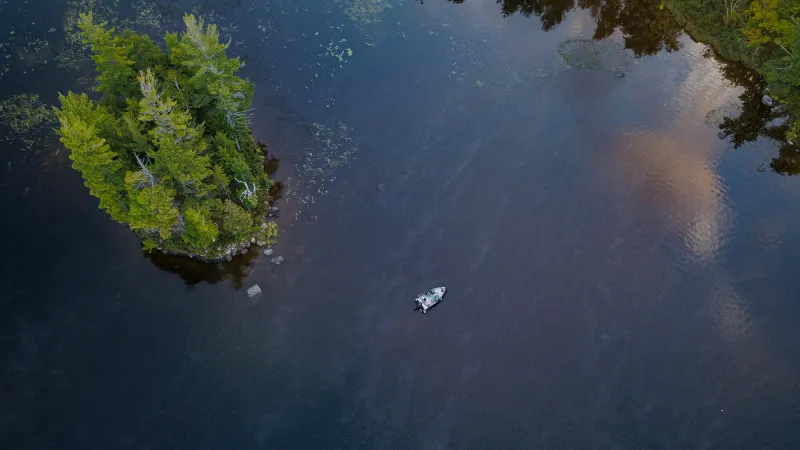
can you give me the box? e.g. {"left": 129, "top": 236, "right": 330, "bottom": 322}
{"left": 415, "top": 287, "right": 446, "bottom": 314}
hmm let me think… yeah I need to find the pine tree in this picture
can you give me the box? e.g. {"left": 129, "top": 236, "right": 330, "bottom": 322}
{"left": 182, "top": 203, "right": 219, "bottom": 252}
{"left": 79, "top": 13, "right": 137, "bottom": 108}
{"left": 137, "top": 69, "right": 213, "bottom": 197}
{"left": 213, "top": 133, "right": 260, "bottom": 208}
{"left": 125, "top": 172, "right": 179, "bottom": 239}
{"left": 212, "top": 164, "right": 231, "bottom": 195}
{"left": 56, "top": 93, "right": 128, "bottom": 222}
{"left": 222, "top": 200, "right": 252, "bottom": 241}
{"left": 214, "top": 132, "right": 251, "bottom": 182}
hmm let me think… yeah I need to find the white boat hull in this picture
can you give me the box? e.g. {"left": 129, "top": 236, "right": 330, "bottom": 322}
{"left": 415, "top": 286, "right": 446, "bottom": 314}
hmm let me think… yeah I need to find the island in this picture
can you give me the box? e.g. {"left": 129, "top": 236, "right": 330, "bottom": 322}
{"left": 55, "top": 13, "right": 277, "bottom": 262}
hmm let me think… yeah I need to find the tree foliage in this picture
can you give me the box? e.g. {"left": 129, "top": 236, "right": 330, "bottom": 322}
{"left": 222, "top": 199, "right": 253, "bottom": 241}
{"left": 663, "top": 0, "right": 800, "bottom": 157}
{"left": 55, "top": 12, "right": 274, "bottom": 256}
{"left": 56, "top": 92, "right": 129, "bottom": 222}
{"left": 743, "top": 0, "right": 800, "bottom": 141}
{"left": 744, "top": 0, "right": 798, "bottom": 51}
{"left": 182, "top": 203, "right": 219, "bottom": 252}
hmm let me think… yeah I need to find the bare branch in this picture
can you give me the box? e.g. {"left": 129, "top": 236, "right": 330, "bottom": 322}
{"left": 134, "top": 153, "right": 156, "bottom": 191}
{"left": 234, "top": 176, "right": 257, "bottom": 201}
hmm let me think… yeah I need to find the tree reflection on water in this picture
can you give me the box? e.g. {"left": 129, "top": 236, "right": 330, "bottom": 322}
{"left": 145, "top": 246, "right": 261, "bottom": 288}
{"left": 448, "top": 0, "right": 796, "bottom": 174}
{"left": 450, "top": 0, "right": 681, "bottom": 55}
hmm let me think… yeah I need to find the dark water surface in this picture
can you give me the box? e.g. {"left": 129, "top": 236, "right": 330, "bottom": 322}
{"left": 2, "top": 0, "right": 800, "bottom": 448}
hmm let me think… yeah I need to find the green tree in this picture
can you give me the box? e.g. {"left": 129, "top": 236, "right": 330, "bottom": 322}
{"left": 213, "top": 132, "right": 251, "bottom": 182}
{"left": 744, "top": 1, "right": 800, "bottom": 141}
{"left": 55, "top": 12, "right": 275, "bottom": 257}
{"left": 212, "top": 163, "right": 231, "bottom": 194}
{"left": 137, "top": 69, "right": 213, "bottom": 196}
{"left": 56, "top": 93, "right": 128, "bottom": 222}
{"left": 125, "top": 173, "right": 179, "bottom": 239}
{"left": 182, "top": 203, "right": 219, "bottom": 252}
{"left": 79, "top": 13, "right": 137, "bottom": 108}
{"left": 744, "top": 0, "right": 798, "bottom": 52}
{"left": 221, "top": 200, "right": 253, "bottom": 241}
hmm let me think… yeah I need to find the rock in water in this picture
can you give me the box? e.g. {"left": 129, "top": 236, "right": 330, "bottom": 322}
{"left": 762, "top": 94, "right": 773, "bottom": 107}
{"left": 247, "top": 284, "right": 262, "bottom": 297}
{"left": 615, "top": 72, "right": 625, "bottom": 79}
{"left": 376, "top": 183, "right": 386, "bottom": 191}
{"left": 264, "top": 248, "right": 274, "bottom": 256}
{"left": 558, "top": 38, "right": 634, "bottom": 73}
{"left": 271, "top": 256, "right": 284, "bottom": 265}
{"left": 717, "top": 131, "right": 727, "bottom": 140}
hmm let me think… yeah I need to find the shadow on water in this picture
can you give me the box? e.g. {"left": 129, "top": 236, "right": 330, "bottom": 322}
{"left": 144, "top": 246, "right": 260, "bottom": 288}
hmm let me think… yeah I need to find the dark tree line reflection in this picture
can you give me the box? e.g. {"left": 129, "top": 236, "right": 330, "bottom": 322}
{"left": 447, "top": 0, "right": 798, "bottom": 175}
{"left": 449, "top": 0, "right": 682, "bottom": 56}
{"left": 714, "top": 53, "right": 800, "bottom": 175}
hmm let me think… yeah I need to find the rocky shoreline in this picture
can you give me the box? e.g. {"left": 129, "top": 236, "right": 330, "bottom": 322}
{"left": 142, "top": 205, "right": 280, "bottom": 263}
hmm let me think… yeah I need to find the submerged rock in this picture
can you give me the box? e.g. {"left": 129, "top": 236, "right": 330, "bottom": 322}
{"left": 762, "top": 94, "right": 773, "bottom": 107}
{"left": 264, "top": 248, "right": 274, "bottom": 256}
{"left": 256, "top": 240, "right": 266, "bottom": 246}
{"left": 376, "top": 183, "right": 386, "bottom": 191}
{"left": 717, "top": 131, "right": 727, "bottom": 140}
{"left": 559, "top": 38, "right": 634, "bottom": 74}
{"left": 615, "top": 72, "right": 625, "bottom": 79}
{"left": 271, "top": 255, "right": 284, "bottom": 265}
{"left": 308, "top": 215, "right": 319, "bottom": 224}
{"left": 247, "top": 284, "right": 262, "bottom": 297}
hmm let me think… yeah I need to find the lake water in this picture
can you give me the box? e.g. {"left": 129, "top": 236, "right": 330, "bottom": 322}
{"left": 2, "top": 0, "right": 800, "bottom": 448}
